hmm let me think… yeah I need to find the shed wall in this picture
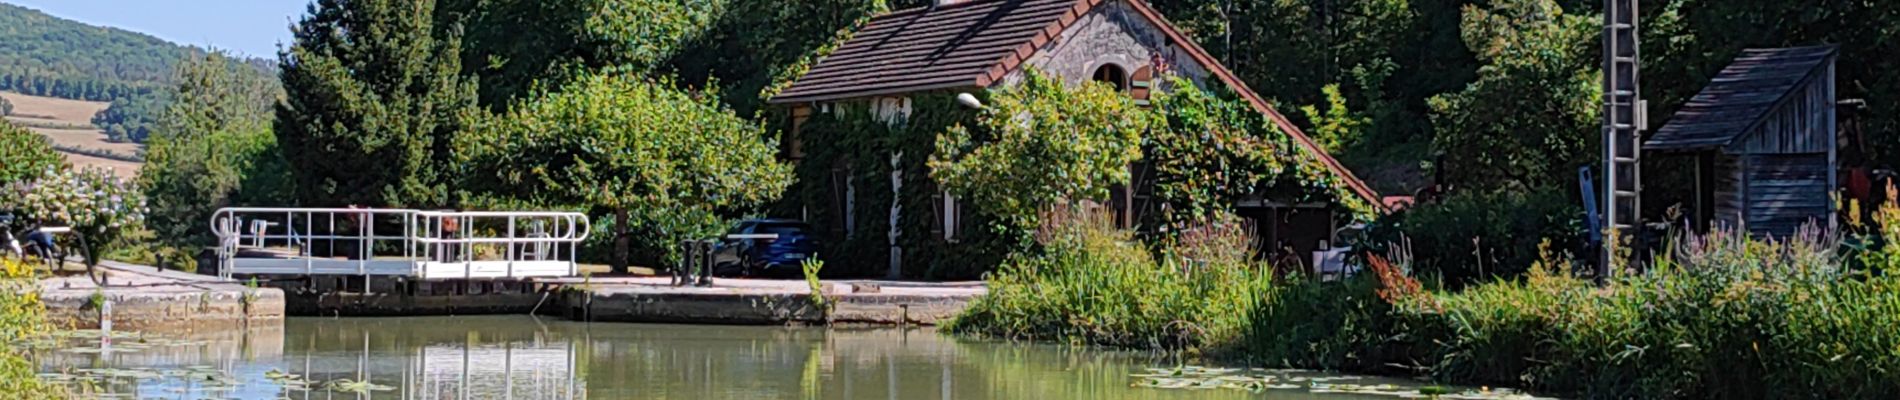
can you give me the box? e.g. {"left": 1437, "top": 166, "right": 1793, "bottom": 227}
{"left": 1734, "top": 154, "right": 1832, "bottom": 237}
{"left": 1731, "top": 63, "right": 1836, "bottom": 155}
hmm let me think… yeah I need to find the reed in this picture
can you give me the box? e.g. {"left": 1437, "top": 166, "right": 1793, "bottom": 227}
{"left": 954, "top": 196, "right": 1900, "bottom": 398}
{"left": 945, "top": 203, "right": 1274, "bottom": 350}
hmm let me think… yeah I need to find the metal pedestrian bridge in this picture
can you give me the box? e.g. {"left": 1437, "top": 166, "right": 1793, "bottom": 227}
{"left": 210, "top": 208, "right": 591, "bottom": 280}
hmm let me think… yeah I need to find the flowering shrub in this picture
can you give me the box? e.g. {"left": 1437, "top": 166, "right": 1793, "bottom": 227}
{"left": 2, "top": 166, "right": 147, "bottom": 265}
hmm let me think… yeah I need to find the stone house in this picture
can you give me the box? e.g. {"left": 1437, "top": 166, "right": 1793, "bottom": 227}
{"left": 768, "top": 0, "right": 1384, "bottom": 277}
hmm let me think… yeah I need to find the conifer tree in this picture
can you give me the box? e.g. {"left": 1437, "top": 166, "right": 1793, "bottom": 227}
{"left": 276, "top": 0, "right": 478, "bottom": 208}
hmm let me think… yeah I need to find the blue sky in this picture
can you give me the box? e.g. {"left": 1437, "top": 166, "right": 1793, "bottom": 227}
{"left": 6, "top": 0, "right": 309, "bottom": 59}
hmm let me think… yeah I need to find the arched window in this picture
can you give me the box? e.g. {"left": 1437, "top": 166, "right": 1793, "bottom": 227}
{"left": 1092, "top": 64, "right": 1127, "bottom": 92}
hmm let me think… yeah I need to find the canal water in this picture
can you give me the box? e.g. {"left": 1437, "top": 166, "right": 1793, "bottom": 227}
{"left": 34, "top": 315, "right": 1517, "bottom": 399}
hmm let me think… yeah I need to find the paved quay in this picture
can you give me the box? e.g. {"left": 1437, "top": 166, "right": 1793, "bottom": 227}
{"left": 542, "top": 276, "right": 986, "bottom": 325}
{"left": 35, "top": 260, "right": 984, "bottom": 328}
{"left": 39, "top": 261, "right": 286, "bottom": 333}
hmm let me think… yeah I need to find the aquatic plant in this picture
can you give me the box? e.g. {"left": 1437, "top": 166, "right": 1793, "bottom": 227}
{"left": 801, "top": 258, "right": 830, "bottom": 316}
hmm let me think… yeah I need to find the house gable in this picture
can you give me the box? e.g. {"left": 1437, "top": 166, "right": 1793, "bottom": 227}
{"left": 772, "top": 0, "right": 1385, "bottom": 212}
{"left": 1001, "top": 0, "right": 1212, "bottom": 91}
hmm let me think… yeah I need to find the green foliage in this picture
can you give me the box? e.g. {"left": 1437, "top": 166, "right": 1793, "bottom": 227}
{"left": 946, "top": 205, "right": 1274, "bottom": 349}
{"left": 1427, "top": 0, "right": 1599, "bottom": 190}
{"left": 275, "top": 0, "right": 479, "bottom": 209}
{"left": 1300, "top": 84, "right": 1368, "bottom": 155}
{"left": 447, "top": 0, "right": 891, "bottom": 115}
{"left": 444, "top": 0, "right": 723, "bottom": 107}
{"left": 0, "top": 259, "right": 62, "bottom": 399}
{"left": 930, "top": 70, "right": 1148, "bottom": 231}
{"left": 456, "top": 72, "right": 790, "bottom": 269}
{"left": 141, "top": 52, "right": 292, "bottom": 248}
{"left": 1148, "top": 78, "right": 1380, "bottom": 225}
{"left": 0, "top": 122, "right": 63, "bottom": 187}
{"left": 1145, "top": 0, "right": 1417, "bottom": 111}
{"left": 1360, "top": 187, "right": 1583, "bottom": 286}
{"left": 802, "top": 258, "right": 829, "bottom": 314}
{"left": 784, "top": 94, "right": 998, "bottom": 279}
{"left": 959, "top": 198, "right": 1900, "bottom": 397}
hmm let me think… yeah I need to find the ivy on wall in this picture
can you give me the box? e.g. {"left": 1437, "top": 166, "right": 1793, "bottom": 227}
{"left": 783, "top": 93, "right": 1005, "bottom": 280}
{"left": 1148, "top": 76, "right": 1380, "bottom": 228}
{"left": 785, "top": 75, "right": 1379, "bottom": 279}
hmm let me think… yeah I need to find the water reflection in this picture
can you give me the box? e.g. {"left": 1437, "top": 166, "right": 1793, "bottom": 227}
{"left": 41, "top": 315, "right": 1422, "bottom": 399}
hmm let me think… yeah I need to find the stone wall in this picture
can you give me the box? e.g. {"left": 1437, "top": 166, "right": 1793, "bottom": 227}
{"left": 1003, "top": 0, "right": 1213, "bottom": 90}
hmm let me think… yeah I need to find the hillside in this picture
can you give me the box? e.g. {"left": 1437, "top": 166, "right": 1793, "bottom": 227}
{"left": 0, "top": 2, "right": 189, "bottom": 101}
{"left": 0, "top": 2, "right": 278, "bottom": 143}
{"left": 0, "top": 91, "right": 141, "bottom": 177}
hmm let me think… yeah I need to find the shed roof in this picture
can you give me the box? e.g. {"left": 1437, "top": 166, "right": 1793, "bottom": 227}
{"left": 770, "top": 0, "right": 1385, "bottom": 211}
{"left": 1646, "top": 45, "right": 1838, "bottom": 151}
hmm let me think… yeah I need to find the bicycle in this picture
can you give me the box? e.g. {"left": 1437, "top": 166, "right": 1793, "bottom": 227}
{"left": 0, "top": 212, "right": 65, "bottom": 271}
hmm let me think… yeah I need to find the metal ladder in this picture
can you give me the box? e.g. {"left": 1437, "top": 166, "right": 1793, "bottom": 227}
{"left": 1601, "top": 0, "right": 1643, "bottom": 273}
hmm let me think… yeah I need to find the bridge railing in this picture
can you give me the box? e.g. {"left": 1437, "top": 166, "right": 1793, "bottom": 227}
{"left": 209, "top": 208, "right": 591, "bottom": 280}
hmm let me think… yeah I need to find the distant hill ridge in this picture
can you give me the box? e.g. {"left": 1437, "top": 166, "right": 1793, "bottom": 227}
{"left": 0, "top": 1, "right": 274, "bottom": 102}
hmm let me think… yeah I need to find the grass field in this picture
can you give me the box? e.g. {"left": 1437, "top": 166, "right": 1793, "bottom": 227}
{"left": 1, "top": 91, "right": 142, "bottom": 177}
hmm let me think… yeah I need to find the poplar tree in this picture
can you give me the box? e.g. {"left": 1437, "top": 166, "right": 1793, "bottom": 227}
{"left": 275, "top": 0, "right": 478, "bottom": 208}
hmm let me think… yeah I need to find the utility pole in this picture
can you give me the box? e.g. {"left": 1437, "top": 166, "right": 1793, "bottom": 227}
{"left": 1601, "top": 0, "right": 1643, "bottom": 279}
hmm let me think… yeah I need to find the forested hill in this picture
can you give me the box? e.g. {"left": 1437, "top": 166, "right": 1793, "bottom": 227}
{"left": 0, "top": 2, "right": 270, "bottom": 102}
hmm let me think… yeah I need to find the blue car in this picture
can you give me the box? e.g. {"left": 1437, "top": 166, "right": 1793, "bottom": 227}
{"left": 711, "top": 219, "right": 819, "bottom": 278}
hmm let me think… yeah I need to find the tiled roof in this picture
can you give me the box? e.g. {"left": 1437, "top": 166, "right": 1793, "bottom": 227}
{"left": 1646, "top": 45, "right": 1838, "bottom": 151}
{"left": 770, "top": 0, "right": 1085, "bottom": 103}
{"left": 771, "top": 0, "right": 1385, "bottom": 211}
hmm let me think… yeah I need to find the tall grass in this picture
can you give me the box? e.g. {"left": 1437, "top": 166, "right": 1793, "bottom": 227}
{"left": 953, "top": 195, "right": 1900, "bottom": 398}
{"left": 945, "top": 203, "right": 1274, "bottom": 350}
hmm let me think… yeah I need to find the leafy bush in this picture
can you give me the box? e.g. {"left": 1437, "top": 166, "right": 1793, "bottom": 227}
{"left": 1360, "top": 186, "right": 1583, "bottom": 287}
{"left": 0, "top": 259, "right": 61, "bottom": 398}
{"left": 456, "top": 72, "right": 791, "bottom": 271}
{"left": 0, "top": 122, "right": 62, "bottom": 187}
{"left": 1426, "top": 0, "right": 1599, "bottom": 191}
{"left": 930, "top": 69, "right": 1149, "bottom": 231}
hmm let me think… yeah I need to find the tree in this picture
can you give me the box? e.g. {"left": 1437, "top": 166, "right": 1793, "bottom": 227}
{"left": 0, "top": 122, "right": 61, "bottom": 187}
{"left": 441, "top": 0, "right": 725, "bottom": 108}
{"left": 443, "top": 0, "right": 889, "bottom": 115}
{"left": 929, "top": 70, "right": 1149, "bottom": 230}
{"left": 276, "top": 0, "right": 479, "bottom": 208}
{"left": 1301, "top": 84, "right": 1370, "bottom": 154}
{"left": 141, "top": 52, "right": 292, "bottom": 247}
{"left": 1426, "top": 0, "right": 1599, "bottom": 190}
{"left": 455, "top": 72, "right": 791, "bottom": 273}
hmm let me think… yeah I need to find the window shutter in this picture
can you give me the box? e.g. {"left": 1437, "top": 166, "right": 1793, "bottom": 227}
{"left": 1130, "top": 65, "right": 1155, "bottom": 106}
{"left": 930, "top": 188, "right": 945, "bottom": 237}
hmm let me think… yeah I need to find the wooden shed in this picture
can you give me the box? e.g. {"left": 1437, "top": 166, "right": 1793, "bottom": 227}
{"left": 1645, "top": 46, "right": 1839, "bottom": 238}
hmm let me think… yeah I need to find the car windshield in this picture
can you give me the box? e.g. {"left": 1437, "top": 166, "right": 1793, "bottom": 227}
{"left": 757, "top": 223, "right": 809, "bottom": 236}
